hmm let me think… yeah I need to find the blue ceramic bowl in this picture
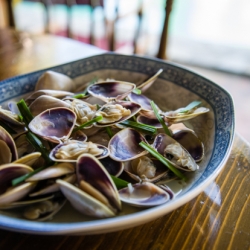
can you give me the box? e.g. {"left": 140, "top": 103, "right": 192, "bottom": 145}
{"left": 0, "top": 53, "right": 234, "bottom": 235}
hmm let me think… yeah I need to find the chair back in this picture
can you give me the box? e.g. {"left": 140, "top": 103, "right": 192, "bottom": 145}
{"left": 4, "top": 0, "right": 174, "bottom": 59}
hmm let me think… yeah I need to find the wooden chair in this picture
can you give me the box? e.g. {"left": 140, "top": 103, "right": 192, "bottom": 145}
{"left": 3, "top": 0, "right": 174, "bottom": 59}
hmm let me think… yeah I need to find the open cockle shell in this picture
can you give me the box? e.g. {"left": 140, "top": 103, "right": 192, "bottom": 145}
{"left": 29, "top": 95, "right": 70, "bottom": 117}
{"left": 136, "top": 68, "right": 163, "bottom": 92}
{"left": 23, "top": 196, "right": 66, "bottom": 221}
{"left": 153, "top": 133, "right": 199, "bottom": 171}
{"left": 118, "top": 182, "right": 173, "bottom": 207}
{"left": 95, "top": 101, "right": 141, "bottom": 127}
{"left": 29, "top": 174, "right": 76, "bottom": 197}
{"left": 64, "top": 98, "right": 97, "bottom": 126}
{"left": 49, "top": 140, "right": 109, "bottom": 162}
{"left": 25, "top": 90, "right": 74, "bottom": 106}
{"left": 0, "top": 140, "right": 12, "bottom": 164}
{"left": 127, "top": 92, "right": 152, "bottom": 112}
{"left": 15, "top": 134, "right": 36, "bottom": 158}
{"left": 87, "top": 81, "right": 136, "bottom": 102}
{"left": 56, "top": 154, "right": 121, "bottom": 218}
{"left": 26, "top": 162, "right": 75, "bottom": 182}
{"left": 108, "top": 128, "right": 148, "bottom": 162}
{"left": 136, "top": 115, "right": 164, "bottom": 129}
{"left": 57, "top": 179, "right": 115, "bottom": 218}
{"left": 171, "top": 128, "right": 204, "bottom": 162}
{"left": 13, "top": 152, "right": 42, "bottom": 166}
{"left": 124, "top": 157, "right": 169, "bottom": 183}
{"left": 76, "top": 154, "right": 121, "bottom": 212}
{"left": 0, "top": 163, "right": 36, "bottom": 206}
{"left": 26, "top": 162, "right": 76, "bottom": 198}
{"left": 100, "top": 157, "right": 124, "bottom": 177}
{"left": 28, "top": 107, "right": 77, "bottom": 143}
{"left": 0, "top": 126, "right": 18, "bottom": 162}
{"left": 163, "top": 107, "right": 210, "bottom": 124}
{"left": 35, "top": 71, "right": 76, "bottom": 92}
{"left": 0, "top": 106, "right": 24, "bottom": 127}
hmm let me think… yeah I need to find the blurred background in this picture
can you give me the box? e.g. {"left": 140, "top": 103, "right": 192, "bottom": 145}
{"left": 0, "top": 0, "right": 250, "bottom": 141}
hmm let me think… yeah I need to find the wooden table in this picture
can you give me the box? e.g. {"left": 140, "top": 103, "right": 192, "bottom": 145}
{"left": 0, "top": 29, "right": 250, "bottom": 250}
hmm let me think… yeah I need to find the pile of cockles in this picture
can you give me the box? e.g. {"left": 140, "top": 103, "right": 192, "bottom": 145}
{"left": 0, "top": 69, "right": 209, "bottom": 220}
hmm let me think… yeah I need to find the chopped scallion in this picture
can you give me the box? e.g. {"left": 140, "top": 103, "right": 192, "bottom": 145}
{"left": 120, "top": 120, "right": 157, "bottom": 135}
{"left": 73, "top": 93, "right": 86, "bottom": 99}
{"left": 16, "top": 99, "right": 33, "bottom": 126}
{"left": 26, "top": 132, "right": 53, "bottom": 165}
{"left": 12, "top": 165, "right": 46, "bottom": 186}
{"left": 132, "top": 88, "right": 141, "bottom": 95}
{"left": 179, "top": 101, "right": 201, "bottom": 113}
{"left": 73, "top": 115, "right": 103, "bottom": 132}
{"left": 150, "top": 101, "right": 171, "bottom": 136}
{"left": 110, "top": 175, "right": 129, "bottom": 189}
{"left": 105, "top": 126, "right": 114, "bottom": 138}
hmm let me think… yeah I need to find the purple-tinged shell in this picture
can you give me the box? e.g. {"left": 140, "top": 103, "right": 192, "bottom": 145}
{"left": 100, "top": 157, "right": 124, "bottom": 177}
{"left": 70, "top": 130, "right": 88, "bottom": 142}
{"left": 108, "top": 128, "right": 148, "bottom": 162}
{"left": 127, "top": 92, "right": 152, "bottom": 111}
{"left": 28, "top": 107, "right": 76, "bottom": 143}
{"left": 172, "top": 130, "right": 204, "bottom": 162}
{"left": 76, "top": 154, "right": 121, "bottom": 212}
{"left": 118, "top": 182, "right": 172, "bottom": 207}
{"left": 87, "top": 81, "right": 136, "bottom": 102}
{"left": 49, "top": 140, "right": 109, "bottom": 162}
{"left": 137, "top": 115, "right": 162, "bottom": 128}
{"left": 56, "top": 154, "right": 121, "bottom": 217}
{"left": 152, "top": 133, "right": 199, "bottom": 171}
{"left": 0, "top": 163, "right": 35, "bottom": 205}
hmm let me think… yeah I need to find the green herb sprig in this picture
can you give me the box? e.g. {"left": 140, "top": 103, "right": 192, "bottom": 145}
{"left": 73, "top": 115, "right": 103, "bottom": 132}
{"left": 119, "top": 120, "right": 157, "bottom": 135}
{"left": 150, "top": 101, "right": 171, "bottom": 136}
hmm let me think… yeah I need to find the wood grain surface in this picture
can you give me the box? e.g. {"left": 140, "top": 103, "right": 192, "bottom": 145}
{"left": 0, "top": 28, "right": 249, "bottom": 250}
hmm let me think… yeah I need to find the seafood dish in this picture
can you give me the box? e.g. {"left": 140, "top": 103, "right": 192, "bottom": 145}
{"left": 0, "top": 54, "right": 234, "bottom": 234}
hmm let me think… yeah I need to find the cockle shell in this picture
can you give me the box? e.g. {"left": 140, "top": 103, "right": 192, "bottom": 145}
{"left": 118, "top": 182, "right": 172, "bottom": 207}
{"left": 0, "top": 126, "right": 18, "bottom": 162}
{"left": 95, "top": 101, "right": 141, "bottom": 127}
{"left": 153, "top": 133, "right": 199, "bottom": 171}
{"left": 87, "top": 81, "right": 136, "bottom": 102}
{"left": 108, "top": 128, "right": 148, "bottom": 162}
{"left": 136, "top": 68, "right": 163, "bottom": 92}
{"left": 163, "top": 107, "right": 210, "bottom": 124}
{"left": 49, "top": 140, "right": 109, "bottom": 162}
{"left": 0, "top": 163, "right": 36, "bottom": 206}
{"left": 124, "top": 156, "right": 169, "bottom": 183}
{"left": 28, "top": 107, "right": 76, "bottom": 143}
{"left": 25, "top": 90, "right": 74, "bottom": 106}
{"left": 29, "top": 95, "right": 70, "bottom": 117}
{"left": 35, "top": 71, "right": 76, "bottom": 92}
{"left": 56, "top": 154, "right": 121, "bottom": 218}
